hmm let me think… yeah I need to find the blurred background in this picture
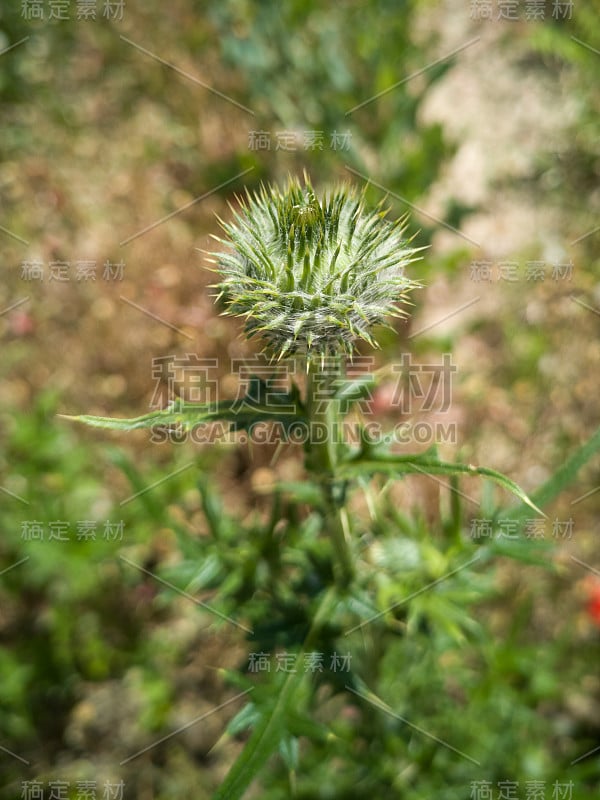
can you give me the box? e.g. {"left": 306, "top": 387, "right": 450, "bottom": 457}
{"left": 1, "top": 0, "right": 599, "bottom": 797}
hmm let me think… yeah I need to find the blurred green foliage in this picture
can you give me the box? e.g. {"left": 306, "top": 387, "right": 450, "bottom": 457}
{"left": 209, "top": 0, "right": 455, "bottom": 246}
{"left": 0, "top": 393, "right": 218, "bottom": 793}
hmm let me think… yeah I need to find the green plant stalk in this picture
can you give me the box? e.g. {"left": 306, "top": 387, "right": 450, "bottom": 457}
{"left": 214, "top": 585, "right": 339, "bottom": 800}
{"left": 306, "top": 356, "right": 355, "bottom": 587}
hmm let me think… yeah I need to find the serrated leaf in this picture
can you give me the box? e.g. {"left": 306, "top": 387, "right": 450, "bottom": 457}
{"left": 60, "top": 379, "right": 306, "bottom": 434}
{"left": 338, "top": 452, "right": 543, "bottom": 516}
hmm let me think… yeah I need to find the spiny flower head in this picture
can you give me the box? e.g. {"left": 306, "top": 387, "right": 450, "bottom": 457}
{"left": 211, "top": 174, "right": 422, "bottom": 360}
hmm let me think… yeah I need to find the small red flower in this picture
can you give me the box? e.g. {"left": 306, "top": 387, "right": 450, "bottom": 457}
{"left": 585, "top": 581, "right": 600, "bottom": 626}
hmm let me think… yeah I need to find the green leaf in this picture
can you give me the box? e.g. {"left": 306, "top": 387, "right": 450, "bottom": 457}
{"left": 499, "top": 425, "right": 600, "bottom": 521}
{"left": 271, "top": 481, "right": 324, "bottom": 506}
{"left": 162, "top": 554, "right": 223, "bottom": 594}
{"left": 226, "top": 702, "right": 261, "bottom": 737}
{"left": 338, "top": 450, "right": 543, "bottom": 516}
{"left": 199, "top": 478, "right": 227, "bottom": 539}
{"left": 59, "top": 378, "right": 306, "bottom": 434}
{"left": 483, "top": 535, "right": 554, "bottom": 567}
{"left": 59, "top": 401, "right": 216, "bottom": 432}
{"left": 342, "top": 426, "right": 600, "bottom": 523}
{"left": 105, "top": 448, "right": 164, "bottom": 518}
{"left": 286, "top": 712, "right": 333, "bottom": 744}
{"left": 214, "top": 668, "right": 304, "bottom": 800}
{"left": 278, "top": 734, "right": 300, "bottom": 772}
{"left": 214, "top": 588, "right": 338, "bottom": 800}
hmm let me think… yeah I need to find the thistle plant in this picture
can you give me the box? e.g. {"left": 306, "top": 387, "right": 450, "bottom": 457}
{"left": 211, "top": 173, "right": 421, "bottom": 360}
{"left": 63, "top": 175, "right": 554, "bottom": 799}
{"left": 211, "top": 174, "right": 422, "bottom": 586}
{"left": 64, "top": 173, "right": 543, "bottom": 596}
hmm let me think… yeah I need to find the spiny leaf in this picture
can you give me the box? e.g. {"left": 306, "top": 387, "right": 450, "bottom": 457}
{"left": 338, "top": 451, "right": 544, "bottom": 516}
{"left": 60, "top": 379, "right": 306, "bottom": 434}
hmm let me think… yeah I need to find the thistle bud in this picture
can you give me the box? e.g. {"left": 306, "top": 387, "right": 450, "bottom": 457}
{"left": 211, "top": 174, "right": 422, "bottom": 360}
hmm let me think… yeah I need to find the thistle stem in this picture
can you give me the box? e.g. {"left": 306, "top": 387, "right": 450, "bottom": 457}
{"left": 306, "top": 356, "right": 355, "bottom": 588}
